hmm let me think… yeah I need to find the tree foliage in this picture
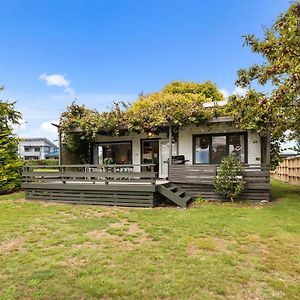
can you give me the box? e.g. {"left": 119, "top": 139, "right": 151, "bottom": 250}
{"left": 233, "top": 2, "right": 300, "bottom": 140}
{"left": 0, "top": 87, "right": 23, "bottom": 194}
{"left": 213, "top": 156, "right": 246, "bottom": 202}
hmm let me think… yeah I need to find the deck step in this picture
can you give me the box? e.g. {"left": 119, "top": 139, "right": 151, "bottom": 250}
{"left": 168, "top": 186, "right": 177, "bottom": 192}
{"left": 175, "top": 190, "right": 185, "bottom": 197}
{"left": 157, "top": 184, "right": 191, "bottom": 208}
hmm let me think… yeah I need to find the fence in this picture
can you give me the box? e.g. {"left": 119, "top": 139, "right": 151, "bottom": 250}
{"left": 271, "top": 156, "right": 300, "bottom": 186}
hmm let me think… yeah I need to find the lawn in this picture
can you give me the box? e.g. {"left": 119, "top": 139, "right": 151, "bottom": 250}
{"left": 0, "top": 180, "right": 299, "bottom": 299}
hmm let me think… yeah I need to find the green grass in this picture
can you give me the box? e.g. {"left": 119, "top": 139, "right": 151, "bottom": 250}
{"left": 0, "top": 180, "right": 299, "bottom": 299}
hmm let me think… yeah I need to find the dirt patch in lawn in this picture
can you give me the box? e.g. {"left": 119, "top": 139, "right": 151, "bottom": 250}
{"left": 86, "top": 229, "right": 113, "bottom": 240}
{"left": 0, "top": 238, "right": 25, "bottom": 253}
{"left": 187, "top": 237, "right": 237, "bottom": 256}
{"left": 0, "top": 198, "right": 26, "bottom": 204}
{"left": 85, "top": 220, "right": 150, "bottom": 250}
{"left": 186, "top": 244, "right": 199, "bottom": 256}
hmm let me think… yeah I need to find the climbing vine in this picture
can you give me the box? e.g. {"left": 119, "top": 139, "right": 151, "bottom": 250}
{"left": 60, "top": 81, "right": 225, "bottom": 153}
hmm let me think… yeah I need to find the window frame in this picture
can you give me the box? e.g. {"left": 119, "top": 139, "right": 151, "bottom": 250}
{"left": 193, "top": 132, "right": 248, "bottom": 165}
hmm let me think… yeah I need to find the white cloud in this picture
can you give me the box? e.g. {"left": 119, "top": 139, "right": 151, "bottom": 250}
{"left": 219, "top": 88, "right": 230, "bottom": 99}
{"left": 39, "top": 73, "right": 75, "bottom": 96}
{"left": 232, "top": 86, "right": 248, "bottom": 97}
{"left": 39, "top": 121, "right": 59, "bottom": 135}
{"left": 220, "top": 86, "right": 248, "bottom": 99}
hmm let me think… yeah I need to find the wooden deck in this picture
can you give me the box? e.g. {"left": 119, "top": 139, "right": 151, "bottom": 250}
{"left": 22, "top": 163, "right": 271, "bottom": 207}
{"left": 22, "top": 164, "right": 167, "bottom": 207}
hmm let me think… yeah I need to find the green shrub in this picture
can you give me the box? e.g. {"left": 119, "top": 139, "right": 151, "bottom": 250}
{"left": 0, "top": 97, "right": 23, "bottom": 194}
{"left": 213, "top": 156, "right": 245, "bottom": 202}
{"left": 25, "top": 159, "right": 59, "bottom": 166}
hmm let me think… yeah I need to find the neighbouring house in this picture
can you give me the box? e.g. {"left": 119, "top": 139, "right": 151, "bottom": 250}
{"left": 19, "top": 138, "right": 58, "bottom": 160}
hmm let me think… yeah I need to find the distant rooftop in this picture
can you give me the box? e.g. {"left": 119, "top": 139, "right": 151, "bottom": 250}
{"left": 20, "top": 137, "right": 58, "bottom": 148}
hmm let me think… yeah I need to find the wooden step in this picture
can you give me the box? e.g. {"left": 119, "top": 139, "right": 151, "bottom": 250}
{"left": 168, "top": 186, "right": 177, "bottom": 192}
{"left": 175, "top": 190, "right": 185, "bottom": 197}
{"left": 157, "top": 184, "right": 192, "bottom": 208}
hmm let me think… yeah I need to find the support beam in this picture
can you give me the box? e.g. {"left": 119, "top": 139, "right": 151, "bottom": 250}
{"left": 168, "top": 124, "right": 172, "bottom": 178}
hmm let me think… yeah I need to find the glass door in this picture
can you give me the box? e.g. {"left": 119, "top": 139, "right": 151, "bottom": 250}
{"left": 159, "top": 140, "right": 178, "bottom": 178}
{"left": 141, "top": 140, "right": 159, "bottom": 174}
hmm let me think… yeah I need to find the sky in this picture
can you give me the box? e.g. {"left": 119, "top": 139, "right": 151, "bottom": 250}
{"left": 0, "top": 0, "right": 291, "bottom": 146}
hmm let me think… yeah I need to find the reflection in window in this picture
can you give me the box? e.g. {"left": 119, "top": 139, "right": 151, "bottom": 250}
{"left": 97, "top": 142, "right": 132, "bottom": 164}
{"left": 228, "top": 135, "right": 245, "bottom": 163}
{"left": 211, "top": 136, "right": 227, "bottom": 164}
{"left": 194, "top": 136, "right": 209, "bottom": 163}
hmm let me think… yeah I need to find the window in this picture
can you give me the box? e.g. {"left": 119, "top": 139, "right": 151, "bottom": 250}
{"left": 24, "top": 146, "right": 30, "bottom": 152}
{"left": 44, "top": 147, "right": 50, "bottom": 154}
{"left": 34, "top": 147, "right": 40, "bottom": 152}
{"left": 193, "top": 133, "right": 247, "bottom": 164}
{"left": 97, "top": 142, "right": 132, "bottom": 164}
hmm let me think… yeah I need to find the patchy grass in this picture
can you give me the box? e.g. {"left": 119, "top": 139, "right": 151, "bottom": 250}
{"left": 0, "top": 180, "right": 299, "bottom": 299}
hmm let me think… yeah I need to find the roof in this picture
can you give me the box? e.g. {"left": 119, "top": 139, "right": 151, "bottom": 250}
{"left": 20, "top": 137, "right": 58, "bottom": 148}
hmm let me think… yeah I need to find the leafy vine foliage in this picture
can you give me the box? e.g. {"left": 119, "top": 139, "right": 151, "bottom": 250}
{"left": 0, "top": 87, "right": 23, "bottom": 194}
{"left": 60, "top": 81, "right": 225, "bottom": 156}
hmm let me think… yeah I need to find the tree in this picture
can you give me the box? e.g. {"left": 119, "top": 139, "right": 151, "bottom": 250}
{"left": 230, "top": 2, "right": 300, "bottom": 166}
{"left": 0, "top": 87, "right": 23, "bottom": 194}
{"left": 213, "top": 156, "right": 246, "bottom": 202}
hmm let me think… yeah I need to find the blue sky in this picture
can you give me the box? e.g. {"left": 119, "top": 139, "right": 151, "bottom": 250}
{"left": 0, "top": 0, "right": 290, "bottom": 143}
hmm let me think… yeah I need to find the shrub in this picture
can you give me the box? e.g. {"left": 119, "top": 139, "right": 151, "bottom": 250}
{"left": 0, "top": 98, "right": 23, "bottom": 194}
{"left": 25, "top": 159, "right": 59, "bottom": 166}
{"left": 213, "top": 156, "right": 245, "bottom": 202}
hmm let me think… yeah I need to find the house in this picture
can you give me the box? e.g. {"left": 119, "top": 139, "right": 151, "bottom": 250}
{"left": 89, "top": 116, "right": 270, "bottom": 201}
{"left": 22, "top": 82, "right": 271, "bottom": 207}
{"left": 19, "top": 138, "right": 58, "bottom": 160}
{"left": 21, "top": 116, "right": 270, "bottom": 208}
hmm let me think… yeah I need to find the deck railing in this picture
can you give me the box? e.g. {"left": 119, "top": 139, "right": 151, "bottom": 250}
{"left": 22, "top": 164, "right": 157, "bottom": 185}
{"left": 169, "top": 164, "right": 270, "bottom": 186}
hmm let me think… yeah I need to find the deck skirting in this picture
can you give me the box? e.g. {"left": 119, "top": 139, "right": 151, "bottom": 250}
{"left": 23, "top": 183, "right": 159, "bottom": 207}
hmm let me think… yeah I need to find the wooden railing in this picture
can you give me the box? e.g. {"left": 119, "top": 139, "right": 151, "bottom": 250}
{"left": 22, "top": 164, "right": 156, "bottom": 185}
{"left": 271, "top": 156, "right": 300, "bottom": 186}
{"left": 169, "top": 164, "right": 270, "bottom": 186}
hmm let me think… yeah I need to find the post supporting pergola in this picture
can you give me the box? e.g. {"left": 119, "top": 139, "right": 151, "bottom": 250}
{"left": 168, "top": 123, "right": 172, "bottom": 179}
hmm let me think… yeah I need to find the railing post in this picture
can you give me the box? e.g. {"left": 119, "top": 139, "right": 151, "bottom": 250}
{"left": 60, "top": 166, "right": 66, "bottom": 184}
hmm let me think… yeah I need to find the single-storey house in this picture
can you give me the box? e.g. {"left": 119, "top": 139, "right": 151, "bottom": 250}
{"left": 22, "top": 83, "right": 271, "bottom": 208}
